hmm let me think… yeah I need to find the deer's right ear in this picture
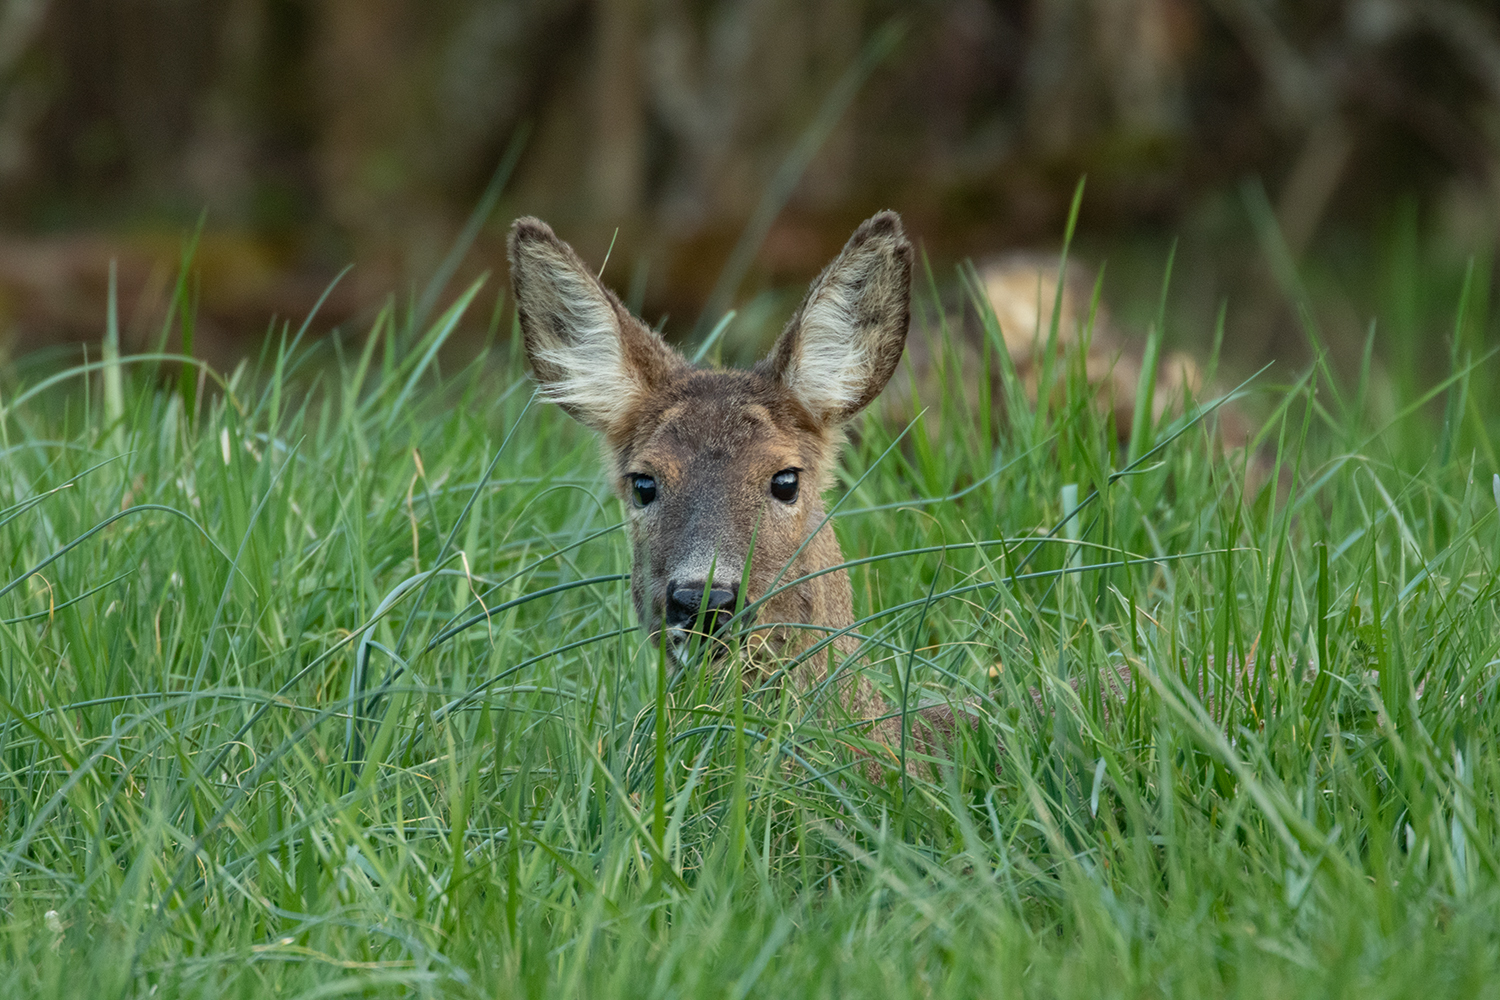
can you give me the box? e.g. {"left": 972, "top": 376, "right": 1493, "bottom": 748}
{"left": 508, "top": 218, "right": 682, "bottom": 436}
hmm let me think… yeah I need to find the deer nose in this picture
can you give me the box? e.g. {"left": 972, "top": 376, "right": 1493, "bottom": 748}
{"left": 665, "top": 582, "right": 738, "bottom": 634}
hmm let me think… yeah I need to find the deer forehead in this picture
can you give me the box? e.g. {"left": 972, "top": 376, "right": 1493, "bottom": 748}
{"left": 614, "top": 373, "right": 830, "bottom": 484}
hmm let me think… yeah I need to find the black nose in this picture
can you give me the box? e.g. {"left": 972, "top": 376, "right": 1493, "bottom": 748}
{"left": 666, "top": 582, "right": 738, "bottom": 634}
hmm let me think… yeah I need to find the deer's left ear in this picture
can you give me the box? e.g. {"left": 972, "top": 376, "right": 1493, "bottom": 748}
{"left": 759, "top": 210, "right": 913, "bottom": 425}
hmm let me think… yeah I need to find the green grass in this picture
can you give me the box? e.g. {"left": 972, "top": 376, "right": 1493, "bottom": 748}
{"left": 0, "top": 247, "right": 1499, "bottom": 999}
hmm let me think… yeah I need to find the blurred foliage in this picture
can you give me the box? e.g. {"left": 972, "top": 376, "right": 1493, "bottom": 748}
{"left": 0, "top": 0, "right": 1498, "bottom": 373}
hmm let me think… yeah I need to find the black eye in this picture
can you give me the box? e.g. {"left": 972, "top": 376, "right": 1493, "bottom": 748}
{"left": 631, "top": 475, "right": 657, "bottom": 507}
{"left": 770, "top": 469, "right": 799, "bottom": 504}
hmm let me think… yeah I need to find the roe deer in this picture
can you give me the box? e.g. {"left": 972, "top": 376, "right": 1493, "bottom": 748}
{"left": 891, "top": 253, "right": 1249, "bottom": 454}
{"left": 508, "top": 211, "right": 930, "bottom": 757}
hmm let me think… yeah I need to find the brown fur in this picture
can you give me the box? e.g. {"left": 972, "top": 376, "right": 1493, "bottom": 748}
{"left": 892, "top": 254, "right": 1251, "bottom": 454}
{"left": 509, "top": 212, "right": 922, "bottom": 764}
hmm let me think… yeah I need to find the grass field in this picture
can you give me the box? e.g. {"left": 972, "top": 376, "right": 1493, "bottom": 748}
{"left": 1, "top": 236, "right": 1499, "bottom": 998}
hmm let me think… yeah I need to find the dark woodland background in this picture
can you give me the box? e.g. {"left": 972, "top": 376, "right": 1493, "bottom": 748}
{"left": 1, "top": 0, "right": 1498, "bottom": 379}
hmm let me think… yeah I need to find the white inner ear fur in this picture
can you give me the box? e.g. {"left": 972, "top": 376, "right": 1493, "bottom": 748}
{"left": 528, "top": 267, "right": 641, "bottom": 431}
{"left": 784, "top": 257, "right": 884, "bottom": 421}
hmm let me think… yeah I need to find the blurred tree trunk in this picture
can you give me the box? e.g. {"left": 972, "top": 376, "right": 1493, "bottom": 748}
{"left": 591, "top": 0, "right": 645, "bottom": 220}
{"left": 0, "top": 0, "right": 1495, "bottom": 359}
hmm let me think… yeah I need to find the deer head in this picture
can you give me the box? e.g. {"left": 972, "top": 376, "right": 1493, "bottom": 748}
{"left": 508, "top": 212, "right": 912, "bottom": 670}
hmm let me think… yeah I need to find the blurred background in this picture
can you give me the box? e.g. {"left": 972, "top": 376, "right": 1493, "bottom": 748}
{"left": 0, "top": 0, "right": 1498, "bottom": 383}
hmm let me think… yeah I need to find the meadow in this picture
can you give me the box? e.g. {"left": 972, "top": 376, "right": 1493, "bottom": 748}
{"left": 0, "top": 225, "right": 1498, "bottom": 998}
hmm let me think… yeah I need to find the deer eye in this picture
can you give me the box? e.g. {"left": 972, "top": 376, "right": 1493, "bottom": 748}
{"left": 631, "top": 475, "right": 657, "bottom": 507}
{"left": 770, "top": 469, "right": 799, "bottom": 504}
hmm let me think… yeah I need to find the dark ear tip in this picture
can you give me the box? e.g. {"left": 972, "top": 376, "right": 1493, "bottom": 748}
{"left": 849, "top": 210, "right": 910, "bottom": 254}
{"left": 858, "top": 209, "right": 903, "bottom": 236}
{"left": 507, "top": 216, "right": 559, "bottom": 258}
